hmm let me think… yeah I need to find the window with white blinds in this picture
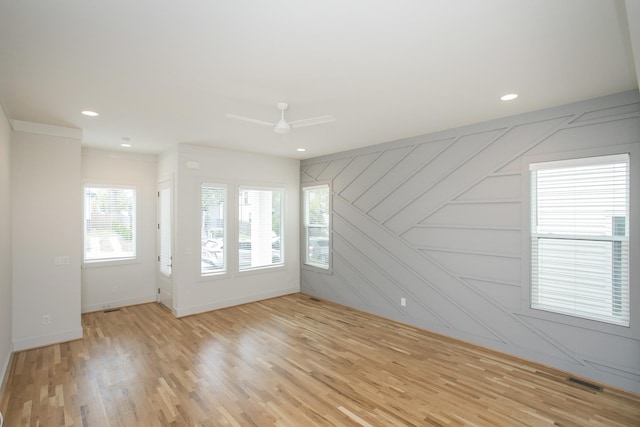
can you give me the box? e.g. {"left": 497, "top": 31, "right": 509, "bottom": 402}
{"left": 201, "top": 184, "right": 226, "bottom": 275}
{"left": 238, "top": 187, "right": 283, "bottom": 270}
{"left": 303, "top": 185, "right": 330, "bottom": 269}
{"left": 530, "top": 154, "right": 630, "bottom": 326}
{"left": 84, "top": 185, "right": 136, "bottom": 262}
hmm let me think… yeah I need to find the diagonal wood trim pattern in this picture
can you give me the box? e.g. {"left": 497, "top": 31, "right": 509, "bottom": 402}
{"left": 1, "top": 294, "right": 639, "bottom": 426}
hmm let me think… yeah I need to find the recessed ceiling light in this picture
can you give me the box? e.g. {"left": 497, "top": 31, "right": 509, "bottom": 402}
{"left": 296, "top": 148, "right": 306, "bottom": 152}
{"left": 121, "top": 143, "right": 132, "bottom": 148}
{"left": 500, "top": 93, "right": 518, "bottom": 101}
{"left": 81, "top": 110, "right": 99, "bottom": 117}
{"left": 121, "top": 137, "right": 131, "bottom": 147}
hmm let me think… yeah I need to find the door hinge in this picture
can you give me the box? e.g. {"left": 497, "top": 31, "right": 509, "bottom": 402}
{"left": 158, "top": 288, "right": 161, "bottom": 294}
{"left": 158, "top": 255, "right": 160, "bottom": 262}
{"left": 158, "top": 223, "right": 160, "bottom": 230}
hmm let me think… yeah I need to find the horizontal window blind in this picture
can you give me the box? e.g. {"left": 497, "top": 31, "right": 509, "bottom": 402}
{"left": 530, "top": 154, "right": 629, "bottom": 326}
{"left": 84, "top": 185, "right": 136, "bottom": 262}
{"left": 303, "top": 185, "right": 330, "bottom": 269}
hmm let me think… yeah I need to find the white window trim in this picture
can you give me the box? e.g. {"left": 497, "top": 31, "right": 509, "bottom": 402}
{"left": 530, "top": 153, "right": 629, "bottom": 326}
{"left": 82, "top": 181, "right": 138, "bottom": 267}
{"left": 520, "top": 144, "right": 639, "bottom": 338}
{"left": 301, "top": 182, "right": 332, "bottom": 274}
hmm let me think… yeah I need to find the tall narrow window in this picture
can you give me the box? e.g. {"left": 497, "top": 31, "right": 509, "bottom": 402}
{"left": 159, "top": 185, "right": 172, "bottom": 277}
{"left": 303, "top": 185, "right": 330, "bottom": 269}
{"left": 84, "top": 185, "right": 136, "bottom": 262}
{"left": 201, "top": 184, "right": 226, "bottom": 275}
{"left": 238, "top": 187, "right": 283, "bottom": 270}
{"left": 530, "top": 154, "right": 630, "bottom": 326}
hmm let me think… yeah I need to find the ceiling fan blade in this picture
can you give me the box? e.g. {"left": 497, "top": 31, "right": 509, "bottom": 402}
{"left": 289, "top": 115, "right": 336, "bottom": 129}
{"left": 225, "top": 114, "right": 274, "bottom": 127}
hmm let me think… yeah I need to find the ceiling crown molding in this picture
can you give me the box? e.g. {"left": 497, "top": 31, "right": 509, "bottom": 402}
{"left": 10, "top": 120, "right": 82, "bottom": 140}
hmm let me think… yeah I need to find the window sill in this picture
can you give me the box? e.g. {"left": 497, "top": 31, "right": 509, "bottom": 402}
{"left": 199, "top": 271, "right": 230, "bottom": 281}
{"left": 302, "top": 263, "right": 332, "bottom": 275}
{"left": 238, "top": 263, "right": 287, "bottom": 275}
{"left": 518, "top": 305, "right": 638, "bottom": 340}
{"left": 82, "top": 258, "right": 138, "bottom": 269}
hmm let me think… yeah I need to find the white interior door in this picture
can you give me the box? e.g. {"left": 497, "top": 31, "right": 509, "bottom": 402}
{"left": 157, "top": 180, "right": 173, "bottom": 311}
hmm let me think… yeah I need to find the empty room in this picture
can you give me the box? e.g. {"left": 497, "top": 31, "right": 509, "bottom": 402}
{"left": 1, "top": 1, "right": 639, "bottom": 425}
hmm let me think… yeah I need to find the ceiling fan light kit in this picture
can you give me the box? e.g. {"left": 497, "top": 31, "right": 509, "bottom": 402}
{"left": 274, "top": 120, "right": 291, "bottom": 134}
{"left": 227, "top": 102, "right": 335, "bottom": 135}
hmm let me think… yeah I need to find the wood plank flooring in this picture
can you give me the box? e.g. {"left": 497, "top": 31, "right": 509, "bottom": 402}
{"left": 1, "top": 293, "right": 639, "bottom": 426}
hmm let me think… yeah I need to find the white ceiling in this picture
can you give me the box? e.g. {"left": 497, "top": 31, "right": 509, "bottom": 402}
{"left": 0, "top": 0, "right": 638, "bottom": 159}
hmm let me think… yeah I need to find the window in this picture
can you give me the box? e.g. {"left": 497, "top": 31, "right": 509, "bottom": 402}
{"left": 238, "top": 187, "right": 283, "bottom": 270}
{"left": 201, "top": 184, "right": 226, "bottom": 275}
{"left": 84, "top": 185, "right": 136, "bottom": 262}
{"left": 159, "top": 185, "right": 172, "bottom": 277}
{"left": 303, "top": 185, "right": 330, "bottom": 269}
{"left": 530, "top": 154, "right": 629, "bottom": 326}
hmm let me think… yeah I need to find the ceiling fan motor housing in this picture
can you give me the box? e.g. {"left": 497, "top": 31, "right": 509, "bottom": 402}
{"left": 274, "top": 120, "right": 291, "bottom": 134}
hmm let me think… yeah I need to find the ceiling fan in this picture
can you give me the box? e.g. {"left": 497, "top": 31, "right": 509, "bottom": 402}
{"left": 226, "top": 102, "right": 335, "bottom": 135}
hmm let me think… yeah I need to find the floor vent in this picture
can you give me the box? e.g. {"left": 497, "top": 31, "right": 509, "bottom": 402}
{"left": 309, "top": 297, "right": 321, "bottom": 302}
{"left": 104, "top": 308, "right": 121, "bottom": 313}
{"left": 568, "top": 377, "right": 603, "bottom": 392}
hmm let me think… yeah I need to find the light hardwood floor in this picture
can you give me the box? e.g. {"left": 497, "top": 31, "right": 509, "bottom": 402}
{"left": 1, "top": 293, "right": 639, "bottom": 426}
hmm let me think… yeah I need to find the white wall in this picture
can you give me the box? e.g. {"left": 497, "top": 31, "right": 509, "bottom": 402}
{"left": 0, "top": 105, "right": 12, "bottom": 389}
{"left": 11, "top": 130, "right": 83, "bottom": 351}
{"left": 170, "top": 144, "right": 300, "bottom": 317}
{"left": 81, "top": 148, "right": 158, "bottom": 312}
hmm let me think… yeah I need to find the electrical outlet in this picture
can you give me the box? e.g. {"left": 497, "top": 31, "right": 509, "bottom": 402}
{"left": 42, "top": 314, "right": 51, "bottom": 325}
{"left": 54, "top": 256, "right": 70, "bottom": 265}
{"left": 400, "top": 297, "right": 406, "bottom": 307}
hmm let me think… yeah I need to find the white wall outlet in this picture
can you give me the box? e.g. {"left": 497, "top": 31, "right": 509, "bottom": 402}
{"left": 54, "top": 256, "right": 69, "bottom": 265}
{"left": 42, "top": 314, "right": 51, "bottom": 325}
{"left": 400, "top": 297, "right": 406, "bottom": 307}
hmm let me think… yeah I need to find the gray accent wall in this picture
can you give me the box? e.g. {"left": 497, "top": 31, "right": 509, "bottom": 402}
{"left": 300, "top": 90, "right": 640, "bottom": 394}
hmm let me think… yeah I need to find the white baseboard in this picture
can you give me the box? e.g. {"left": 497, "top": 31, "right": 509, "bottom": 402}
{"left": 12, "top": 327, "right": 83, "bottom": 352}
{"left": 175, "top": 287, "right": 299, "bottom": 318}
{"left": 0, "top": 347, "right": 13, "bottom": 407}
{"left": 82, "top": 295, "right": 157, "bottom": 313}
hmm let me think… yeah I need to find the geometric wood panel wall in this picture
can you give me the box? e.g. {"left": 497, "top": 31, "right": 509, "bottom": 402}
{"left": 301, "top": 90, "right": 640, "bottom": 393}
